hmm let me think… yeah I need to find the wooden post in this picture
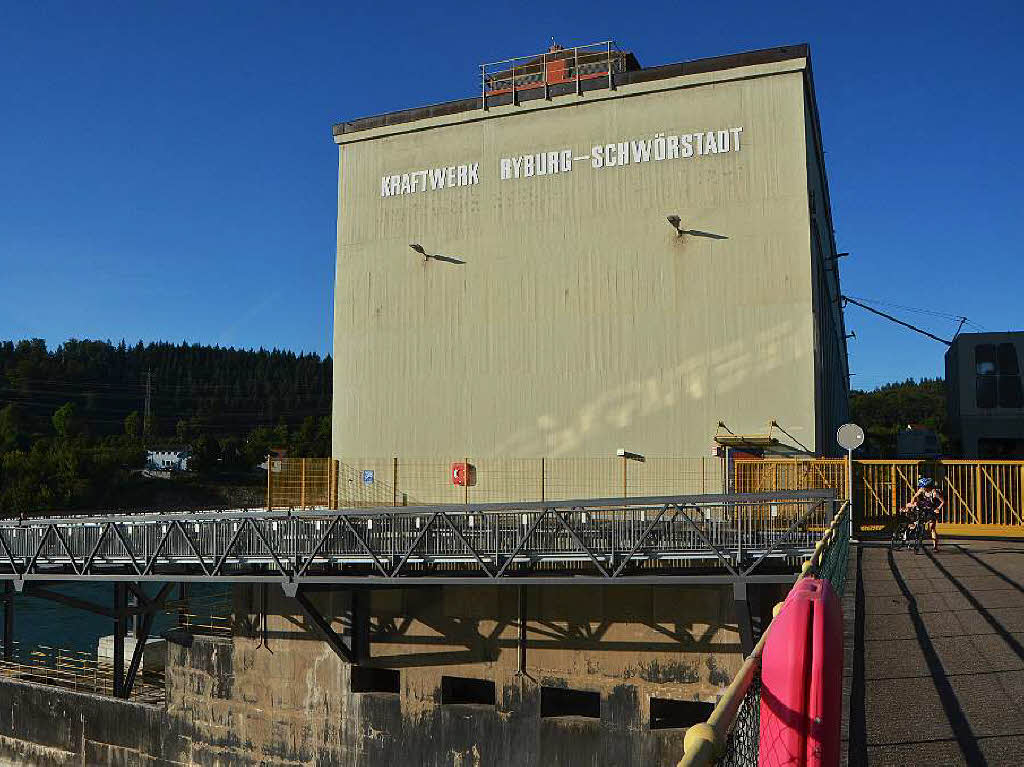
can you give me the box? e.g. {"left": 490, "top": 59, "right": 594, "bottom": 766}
{"left": 622, "top": 455, "right": 628, "bottom": 498}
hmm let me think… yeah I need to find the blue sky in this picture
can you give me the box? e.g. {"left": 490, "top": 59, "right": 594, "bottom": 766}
{"left": 1, "top": 1, "right": 1020, "bottom": 389}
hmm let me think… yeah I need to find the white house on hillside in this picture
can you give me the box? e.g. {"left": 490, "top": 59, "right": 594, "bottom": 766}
{"left": 146, "top": 447, "right": 192, "bottom": 471}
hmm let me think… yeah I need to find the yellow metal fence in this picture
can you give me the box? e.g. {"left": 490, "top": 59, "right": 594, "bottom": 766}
{"left": 267, "top": 456, "right": 725, "bottom": 509}
{"left": 736, "top": 458, "right": 1024, "bottom": 536}
{"left": 267, "top": 456, "right": 1024, "bottom": 537}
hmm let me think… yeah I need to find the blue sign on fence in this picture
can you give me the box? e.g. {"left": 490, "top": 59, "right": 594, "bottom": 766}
{"left": 362, "top": 470, "right": 374, "bottom": 485}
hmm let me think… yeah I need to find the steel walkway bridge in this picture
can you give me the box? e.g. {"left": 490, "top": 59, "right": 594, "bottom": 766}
{"left": 0, "top": 490, "right": 838, "bottom": 588}
{"left": 0, "top": 490, "right": 838, "bottom": 700}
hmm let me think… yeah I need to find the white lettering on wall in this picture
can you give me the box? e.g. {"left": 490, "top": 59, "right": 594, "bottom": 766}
{"left": 379, "top": 127, "right": 744, "bottom": 197}
{"left": 380, "top": 162, "right": 481, "bottom": 197}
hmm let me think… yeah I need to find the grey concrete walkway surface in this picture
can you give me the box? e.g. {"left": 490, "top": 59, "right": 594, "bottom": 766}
{"left": 850, "top": 540, "right": 1024, "bottom": 766}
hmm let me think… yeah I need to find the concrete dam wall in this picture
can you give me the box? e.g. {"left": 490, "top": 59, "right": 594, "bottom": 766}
{"left": 0, "top": 582, "right": 774, "bottom": 766}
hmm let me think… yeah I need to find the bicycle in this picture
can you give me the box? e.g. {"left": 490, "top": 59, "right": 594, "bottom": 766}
{"left": 890, "top": 508, "right": 925, "bottom": 553}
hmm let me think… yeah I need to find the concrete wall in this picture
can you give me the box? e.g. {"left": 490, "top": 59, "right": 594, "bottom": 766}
{"left": 333, "top": 55, "right": 842, "bottom": 472}
{"left": 946, "top": 332, "right": 1024, "bottom": 456}
{"left": 172, "top": 583, "right": 749, "bottom": 765}
{"left": 0, "top": 677, "right": 187, "bottom": 766}
{"left": 803, "top": 83, "right": 850, "bottom": 456}
{"left": 0, "top": 582, "right": 770, "bottom": 766}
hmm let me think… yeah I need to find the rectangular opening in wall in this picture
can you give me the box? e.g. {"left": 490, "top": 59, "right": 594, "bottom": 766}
{"left": 351, "top": 666, "right": 400, "bottom": 694}
{"left": 441, "top": 676, "right": 495, "bottom": 705}
{"left": 540, "top": 686, "right": 601, "bottom": 718}
{"left": 649, "top": 697, "right": 714, "bottom": 729}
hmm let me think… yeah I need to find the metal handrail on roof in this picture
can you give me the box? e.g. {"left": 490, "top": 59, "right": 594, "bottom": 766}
{"left": 480, "top": 40, "right": 631, "bottom": 109}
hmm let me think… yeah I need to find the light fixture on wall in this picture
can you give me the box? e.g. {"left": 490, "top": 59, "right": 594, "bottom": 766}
{"left": 666, "top": 215, "right": 684, "bottom": 237}
{"left": 409, "top": 243, "right": 466, "bottom": 265}
{"left": 616, "top": 449, "right": 646, "bottom": 462}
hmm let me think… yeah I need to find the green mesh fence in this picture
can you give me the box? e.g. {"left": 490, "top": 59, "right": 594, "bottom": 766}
{"left": 716, "top": 504, "right": 850, "bottom": 767}
{"left": 817, "top": 512, "right": 851, "bottom": 595}
{"left": 719, "top": 674, "right": 761, "bottom": 766}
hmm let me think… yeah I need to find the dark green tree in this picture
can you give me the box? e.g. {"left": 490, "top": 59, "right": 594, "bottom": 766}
{"left": 124, "top": 410, "right": 142, "bottom": 443}
{"left": 52, "top": 402, "right": 79, "bottom": 439}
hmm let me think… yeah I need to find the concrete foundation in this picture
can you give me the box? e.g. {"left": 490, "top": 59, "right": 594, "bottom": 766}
{"left": 0, "top": 582, "right": 780, "bottom": 766}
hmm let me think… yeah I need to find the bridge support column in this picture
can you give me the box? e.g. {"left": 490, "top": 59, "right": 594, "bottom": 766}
{"left": 351, "top": 590, "right": 369, "bottom": 664}
{"left": 129, "top": 586, "right": 139, "bottom": 637}
{"left": 517, "top": 585, "right": 527, "bottom": 674}
{"left": 113, "top": 583, "right": 127, "bottom": 697}
{"left": 733, "top": 581, "right": 760, "bottom": 657}
{"left": 2, "top": 583, "right": 13, "bottom": 661}
{"left": 177, "top": 583, "right": 188, "bottom": 628}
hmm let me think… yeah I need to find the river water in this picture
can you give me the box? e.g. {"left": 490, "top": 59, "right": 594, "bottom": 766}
{"left": 7, "top": 582, "right": 231, "bottom": 654}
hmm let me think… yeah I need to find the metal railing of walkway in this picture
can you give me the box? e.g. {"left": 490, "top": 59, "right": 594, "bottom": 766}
{"left": 0, "top": 491, "right": 838, "bottom": 586}
{"left": 271, "top": 456, "right": 1024, "bottom": 538}
{"left": 678, "top": 501, "right": 852, "bottom": 767}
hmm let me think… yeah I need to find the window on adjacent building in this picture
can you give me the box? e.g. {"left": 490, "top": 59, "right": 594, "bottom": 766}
{"left": 976, "top": 344, "right": 998, "bottom": 408}
{"left": 975, "top": 343, "right": 1022, "bottom": 409}
{"left": 998, "top": 343, "right": 1023, "bottom": 408}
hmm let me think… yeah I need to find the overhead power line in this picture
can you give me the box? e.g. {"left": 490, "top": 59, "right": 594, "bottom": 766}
{"left": 841, "top": 296, "right": 954, "bottom": 346}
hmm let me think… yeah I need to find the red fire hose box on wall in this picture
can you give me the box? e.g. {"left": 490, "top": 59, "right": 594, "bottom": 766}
{"left": 451, "top": 462, "right": 476, "bottom": 487}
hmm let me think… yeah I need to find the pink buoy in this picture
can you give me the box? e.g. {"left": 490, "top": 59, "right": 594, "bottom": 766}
{"left": 758, "top": 577, "right": 843, "bottom": 767}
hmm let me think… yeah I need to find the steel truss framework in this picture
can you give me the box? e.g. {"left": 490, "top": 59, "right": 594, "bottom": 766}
{"left": 0, "top": 580, "right": 177, "bottom": 699}
{"left": 0, "top": 491, "right": 837, "bottom": 588}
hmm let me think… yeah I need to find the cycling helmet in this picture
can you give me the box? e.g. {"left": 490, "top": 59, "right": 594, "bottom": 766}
{"left": 917, "top": 477, "right": 934, "bottom": 488}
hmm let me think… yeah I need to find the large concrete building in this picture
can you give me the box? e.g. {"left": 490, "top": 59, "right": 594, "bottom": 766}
{"left": 332, "top": 42, "right": 849, "bottom": 466}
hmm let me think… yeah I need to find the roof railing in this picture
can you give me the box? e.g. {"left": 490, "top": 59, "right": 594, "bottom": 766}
{"left": 480, "top": 40, "right": 628, "bottom": 110}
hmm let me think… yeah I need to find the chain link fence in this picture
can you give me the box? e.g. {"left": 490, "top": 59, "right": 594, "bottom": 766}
{"left": 681, "top": 503, "right": 851, "bottom": 767}
{"left": 266, "top": 456, "right": 726, "bottom": 509}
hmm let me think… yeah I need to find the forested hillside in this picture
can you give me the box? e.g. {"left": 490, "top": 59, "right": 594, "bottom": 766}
{"left": 0, "top": 337, "right": 950, "bottom": 512}
{"left": 850, "top": 377, "right": 948, "bottom": 456}
{"left": 0, "top": 338, "right": 330, "bottom": 438}
{"left": 0, "top": 338, "right": 331, "bottom": 514}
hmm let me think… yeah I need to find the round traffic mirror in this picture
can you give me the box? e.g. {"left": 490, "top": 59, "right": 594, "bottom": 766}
{"left": 837, "top": 423, "right": 865, "bottom": 452}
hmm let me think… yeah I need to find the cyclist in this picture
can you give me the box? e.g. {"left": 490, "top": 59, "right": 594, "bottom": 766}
{"left": 903, "top": 477, "right": 944, "bottom": 552}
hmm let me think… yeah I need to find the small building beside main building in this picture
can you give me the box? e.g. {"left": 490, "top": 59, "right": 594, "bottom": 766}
{"left": 946, "top": 331, "right": 1024, "bottom": 457}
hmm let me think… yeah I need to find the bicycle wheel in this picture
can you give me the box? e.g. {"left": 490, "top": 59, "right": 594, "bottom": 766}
{"left": 890, "top": 523, "right": 904, "bottom": 551}
{"left": 912, "top": 519, "right": 925, "bottom": 554}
